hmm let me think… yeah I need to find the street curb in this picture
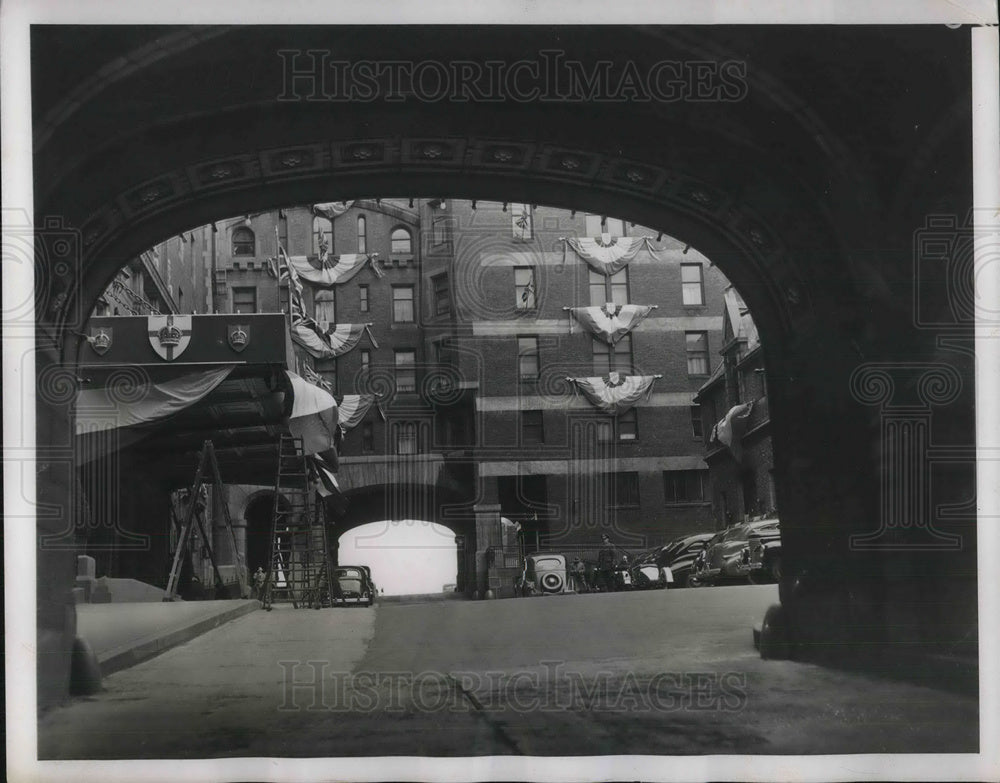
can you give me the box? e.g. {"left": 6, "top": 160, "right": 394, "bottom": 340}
{"left": 95, "top": 601, "right": 260, "bottom": 677}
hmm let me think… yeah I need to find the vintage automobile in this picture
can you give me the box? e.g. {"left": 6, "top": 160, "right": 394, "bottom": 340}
{"left": 651, "top": 533, "right": 715, "bottom": 588}
{"left": 331, "top": 565, "right": 375, "bottom": 606}
{"left": 627, "top": 552, "right": 673, "bottom": 590}
{"left": 744, "top": 523, "right": 782, "bottom": 583}
{"left": 516, "top": 553, "right": 571, "bottom": 596}
{"left": 690, "top": 518, "right": 781, "bottom": 586}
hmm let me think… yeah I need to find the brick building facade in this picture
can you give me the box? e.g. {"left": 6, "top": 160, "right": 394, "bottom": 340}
{"left": 90, "top": 198, "right": 739, "bottom": 593}
{"left": 694, "top": 287, "right": 776, "bottom": 530}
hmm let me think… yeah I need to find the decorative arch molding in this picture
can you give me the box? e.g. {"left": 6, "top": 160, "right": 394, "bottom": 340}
{"left": 45, "top": 135, "right": 832, "bottom": 368}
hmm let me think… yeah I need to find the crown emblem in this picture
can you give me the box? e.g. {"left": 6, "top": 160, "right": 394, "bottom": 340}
{"left": 228, "top": 323, "right": 250, "bottom": 353}
{"left": 147, "top": 315, "right": 192, "bottom": 360}
{"left": 91, "top": 327, "right": 112, "bottom": 356}
{"left": 158, "top": 324, "right": 182, "bottom": 347}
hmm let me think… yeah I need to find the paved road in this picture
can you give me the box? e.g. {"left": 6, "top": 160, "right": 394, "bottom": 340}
{"left": 39, "top": 585, "right": 978, "bottom": 758}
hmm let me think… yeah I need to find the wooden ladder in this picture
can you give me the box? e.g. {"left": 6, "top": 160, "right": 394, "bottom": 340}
{"left": 260, "top": 435, "right": 334, "bottom": 609}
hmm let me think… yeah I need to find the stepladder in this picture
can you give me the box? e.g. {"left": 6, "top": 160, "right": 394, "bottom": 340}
{"left": 164, "top": 440, "right": 249, "bottom": 601}
{"left": 260, "top": 435, "right": 334, "bottom": 610}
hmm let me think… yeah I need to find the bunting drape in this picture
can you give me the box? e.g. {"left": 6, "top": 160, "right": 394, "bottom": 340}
{"left": 312, "top": 201, "right": 355, "bottom": 220}
{"left": 284, "top": 252, "right": 382, "bottom": 286}
{"left": 562, "top": 236, "right": 661, "bottom": 276}
{"left": 75, "top": 367, "right": 234, "bottom": 434}
{"left": 337, "top": 394, "right": 382, "bottom": 431}
{"left": 566, "top": 304, "right": 656, "bottom": 345}
{"left": 291, "top": 322, "right": 372, "bottom": 359}
{"left": 567, "top": 373, "right": 661, "bottom": 414}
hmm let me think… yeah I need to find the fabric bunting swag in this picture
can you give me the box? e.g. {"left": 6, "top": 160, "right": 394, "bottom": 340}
{"left": 567, "top": 373, "right": 662, "bottom": 415}
{"left": 292, "top": 321, "right": 377, "bottom": 360}
{"left": 561, "top": 236, "right": 661, "bottom": 276}
{"left": 565, "top": 304, "right": 656, "bottom": 345}
{"left": 273, "top": 251, "right": 383, "bottom": 286}
{"left": 338, "top": 394, "right": 386, "bottom": 431}
{"left": 75, "top": 367, "right": 234, "bottom": 435}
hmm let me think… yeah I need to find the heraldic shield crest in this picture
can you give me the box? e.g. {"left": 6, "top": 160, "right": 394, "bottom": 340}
{"left": 90, "top": 327, "right": 113, "bottom": 356}
{"left": 228, "top": 323, "right": 250, "bottom": 353}
{"left": 147, "top": 314, "right": 192, "bottom": 360}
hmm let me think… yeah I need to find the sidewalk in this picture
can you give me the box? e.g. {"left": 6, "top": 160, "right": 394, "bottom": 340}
{"left": 77, "top": 599, "right": 259, "bottom": 676}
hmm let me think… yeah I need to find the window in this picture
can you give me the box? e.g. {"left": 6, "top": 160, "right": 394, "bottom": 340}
{"left": 359, "top": 285, "right": 369, "bottom": 313}
{"left": 357, "top": 215, "right": 367, "bottom": 253}
{"left": 690, "top": 406, "right": 703, "bottom": 438}
{"left": 597, "top": 409, "right": 638, "bottom": 442}
{"left": 592, "top": 335, "right": 632, "bottom": 376}
{"left": 613, "top": 472, "right": 640, "bottom": 508}
{"left": 314, "top": 290, "right": 336, "bottom": 326}
{"left": 518, "top": 336, "right": 540, "bottom": 382}
{"left": 514, "top": 266, "right": 536, "bottom": 310}
{"left": 432, "top": 217, "right": 449, "bottom": 246}
{"left": 395, "top": 350, "right": 416, "bottom": 392}
{"left": 618, "top": 408, "right": 637, "bottom": 441}
{"left": 232, "top": 286, "right": 257, "bottom": 314}
{"left": 395, "top": 422, "right": 419, "bottom": 455}
{"left": 511, "top": 204, "right": 533, "bottom": 240}
{"left": 585, "top": 215, "right": 626, "bottom": 238}
{"left": 360, "top": 349, "right": 371, "bottom": 373}
{"left": 432, "top": 273, "right": 451, "bottom": 316}
{"left": 362, "top": 421, "right": 374, "bottom": 453}
{"left": 312, "top": 216, "right": 332, "bottom": 256}
{"left": 232, "top": 227, "right": 255, "bottom": 256}
{"left": 681, "top": 263, "right": 705, "bottom": 306}
{"left": 392, "top": 286, "right": 414, "bottom": 322}
{"left": 686, "top": 332, "right": 710, "bottom": 376}
{"left": 664, "top": 470, "right": 706, "bottom": 503}
{"left": 589, "top": 268, "right": 629, "bottom": 307}
{"left": 391, "top": 227, "right": 412, "bottom": 255}
{"left": 522, "top": 410, "right": 544, "bottom": 444}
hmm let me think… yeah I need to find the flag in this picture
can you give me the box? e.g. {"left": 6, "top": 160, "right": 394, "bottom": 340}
{"left": 714, "top": 402, "right": 754, "bottom": 463}
{"left": 567, "top": 304, "right": 655, "bottom": 345}
{"left": 567, "top": 373, "right": 660, "bottom": 414}
{"left": 563, "top": 236, "right": 660, "bottom": 276}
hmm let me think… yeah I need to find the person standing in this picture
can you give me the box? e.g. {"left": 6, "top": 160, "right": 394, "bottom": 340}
{"left": 597, "top": 535, "right": 617, "bottom": 592}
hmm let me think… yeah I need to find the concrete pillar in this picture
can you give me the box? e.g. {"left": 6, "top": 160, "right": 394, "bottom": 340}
{"left": 35, "top": 335, "right": 78, "bottom": 709}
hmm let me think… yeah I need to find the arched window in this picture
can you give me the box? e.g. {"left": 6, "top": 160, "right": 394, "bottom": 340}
{"left": 357, "top": 215, "right": 367, "bottom": 253}
{"left": 391, "top": 227, "right": 412, "bottom": 255}
{"left": 232, "top": 226, "right": 255, "bottom": 256}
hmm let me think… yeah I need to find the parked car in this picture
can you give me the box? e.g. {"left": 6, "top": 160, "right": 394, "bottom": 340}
{"left": 331, "top": 565, "right": 375, "bottom": 606}
{"left": 625, "top": 551, "right": 672, "bottom": 590}
{"left": 649, "top": 533, "right": 715, "bottom": 588}
{"left": 516, "top": 553, "right": 571, "bottom": 596}
{"left": 691, "top": 518, "right": 780, "bottom": 586}
{"left": 744, "top": 523, "right": 782, "bottom": 583}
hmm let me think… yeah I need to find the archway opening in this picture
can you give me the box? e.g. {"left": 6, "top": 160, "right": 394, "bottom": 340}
{"left": 338, "top": 520, "right": 458, "bottom": 597}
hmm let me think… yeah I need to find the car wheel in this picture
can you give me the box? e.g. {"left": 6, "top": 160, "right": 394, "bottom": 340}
{"left": 686, "top": 573, "right": 705, "bottom": 588}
